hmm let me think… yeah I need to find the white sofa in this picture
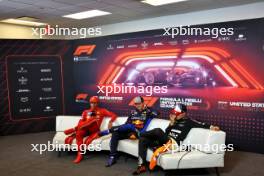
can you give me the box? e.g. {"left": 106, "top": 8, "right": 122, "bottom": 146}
{"left": 53, "top": 116, "right": 226, "bottom": 172}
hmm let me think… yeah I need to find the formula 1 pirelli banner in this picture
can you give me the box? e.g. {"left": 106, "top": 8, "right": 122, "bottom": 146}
{"left": 71, "top": 18, "right": 264, "bottom": 153}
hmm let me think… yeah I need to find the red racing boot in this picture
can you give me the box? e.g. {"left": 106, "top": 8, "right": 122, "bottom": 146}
{"left": 73, "top": 151, "right": 83, "bottom": 164}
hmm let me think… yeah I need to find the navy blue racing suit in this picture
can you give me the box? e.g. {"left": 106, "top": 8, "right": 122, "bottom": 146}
{"left": 107, "top": 106, "right": 158, "bottom": 157}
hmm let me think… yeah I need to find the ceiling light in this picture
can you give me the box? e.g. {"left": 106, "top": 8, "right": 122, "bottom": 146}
{"left": 1, "top": 18, "right": 47, "bottom": 26}
{"left": 141, "top": 0, "right": 188, "bottom": 6}
{"left": 63, "top": 10, "right": 111, "bottom": 20}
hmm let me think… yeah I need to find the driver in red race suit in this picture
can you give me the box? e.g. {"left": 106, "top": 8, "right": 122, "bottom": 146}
{"left": 64, "top": 96, "right": 117, "bottom": 164}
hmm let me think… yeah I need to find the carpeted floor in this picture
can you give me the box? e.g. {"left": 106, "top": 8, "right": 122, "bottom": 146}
{"left": 0, "top": 132, "right": 263, "bottom": 176}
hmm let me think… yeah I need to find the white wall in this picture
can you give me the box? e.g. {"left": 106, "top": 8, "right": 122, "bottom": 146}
{"left": 0, "top": 23, "right": 66, "bottom": 39}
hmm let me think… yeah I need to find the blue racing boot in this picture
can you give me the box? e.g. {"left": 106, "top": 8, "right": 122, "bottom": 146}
{"left": 105, "top": 155, "right": 117, "bottom": 167}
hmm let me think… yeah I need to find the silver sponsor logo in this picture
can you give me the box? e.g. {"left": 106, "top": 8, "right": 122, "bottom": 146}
{"left": 17, "top": 67, "right": 28, "bottom": 73}
{"left": 42, "top": 87, "right": 53, "bottom": 92}
{"left": 16, "top": 89, "right": 31, "bottom": 93}
{"left": 40, "top": 77, "right": 53, "bottom": 82}
{"left": 40, "top": 68, "right": 52, "bottom": 73}
{"left": 39, "top": 96, "right": 57, "bottom": 101}
{"left": 44, "top": 106, "right": 54, "bottom": 112}
{"left": 18, "top": 76, "right": 28, "bottom": 85}
{"left": 20, "top": 97, "right": 29, "bottom": 103}
{"left": 19, "top": 108, "right": 31, "bottom": 113}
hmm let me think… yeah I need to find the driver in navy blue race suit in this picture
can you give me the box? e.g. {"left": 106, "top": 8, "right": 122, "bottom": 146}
{"left": 101, "top": 96, "right": 159, "bottom": 167}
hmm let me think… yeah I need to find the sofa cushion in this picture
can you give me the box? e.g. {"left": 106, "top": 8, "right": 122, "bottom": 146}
{"left": 100, "top": 117, "right": 128, "bottom": 131}
{"left": 56, "top": 116, "right": 128, "bottom": 132}
{"left": 146, "top": 118, "right": 170, "bottom": 132}
{"left": 56, "top": 116, "right": 81, "bottom": 132}
{"left": 53, "top": 132, "right": 112, "bottom": 151}
{"left": 182, "top": 128, "right": 226, "bottom": 154}
{"left": 118, "top": 139, "right": 139, "bottom": 157}
{"left": 158, "top": 151, "right": 224, "bottom": 169}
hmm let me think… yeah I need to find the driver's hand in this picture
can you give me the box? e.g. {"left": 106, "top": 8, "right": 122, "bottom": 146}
{"left": 129, "top": 134, "right": 137, "bottom": 140}
{"left": 108, "top": 121, "right": 113, "bottom": 129}
{"left": 169, "top": 119, "right": 176, "bottom": 126}
{"left": 210, "top": 126, "right": 220, "bottom": 131}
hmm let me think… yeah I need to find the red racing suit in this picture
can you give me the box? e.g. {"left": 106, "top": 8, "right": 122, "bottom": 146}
{"left": 64, "top": 107, "right": 117, "bottom": 160}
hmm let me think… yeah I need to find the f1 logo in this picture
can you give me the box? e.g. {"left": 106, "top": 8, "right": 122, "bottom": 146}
{"left": 74, "top": 45, "right": 96, "bottom": 56}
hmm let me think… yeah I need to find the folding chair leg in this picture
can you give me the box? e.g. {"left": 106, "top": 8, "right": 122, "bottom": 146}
{"left": 215, "top": 167, "right": 220, "bottom": 176}
{"left": 124, "top": 155, "right": 129, "bottom": 162}
{"left": 57, "top": 151, "right": 61, "bottom": 157}
{"left": 164, "top": 170, "right": 170, "bottom": 176}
